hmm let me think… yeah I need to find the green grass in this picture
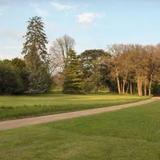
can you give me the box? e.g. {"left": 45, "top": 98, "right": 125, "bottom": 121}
{"left": 0, "top": 101, "right": 160, "bottom": 160}
{"left": 0, "top": 94, "right": 148, "bottom": 120}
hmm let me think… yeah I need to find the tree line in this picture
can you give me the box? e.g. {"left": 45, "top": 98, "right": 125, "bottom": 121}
{"left": 0, "top": 16, "right": 160, "bottom": 95}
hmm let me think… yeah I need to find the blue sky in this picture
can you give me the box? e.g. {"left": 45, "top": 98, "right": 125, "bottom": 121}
{"left": 0, "top": 0, "right": 160, "bottom": 59}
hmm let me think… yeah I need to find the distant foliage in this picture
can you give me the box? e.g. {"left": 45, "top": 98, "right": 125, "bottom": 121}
{"left": 152, "top": 83, "right": 160, "bottom": 95}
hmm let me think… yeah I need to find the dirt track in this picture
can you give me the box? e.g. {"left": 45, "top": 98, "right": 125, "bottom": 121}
{"left": 0, "top": 97, "right": 159, "bottom": 131}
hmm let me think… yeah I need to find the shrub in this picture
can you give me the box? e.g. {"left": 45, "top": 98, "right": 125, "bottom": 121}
{"left": 0, "top": 63, "right": 24, "bottom": 94}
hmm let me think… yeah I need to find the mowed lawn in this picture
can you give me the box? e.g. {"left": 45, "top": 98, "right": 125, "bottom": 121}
{"left": 0, "top": 101, "right": 160, "bottom": 160}
{"left": 0, "top": 94, "right": 148, "bottom": 120}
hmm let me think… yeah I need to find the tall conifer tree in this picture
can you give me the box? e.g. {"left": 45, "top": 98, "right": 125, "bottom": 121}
{"left": 22, "top": 16, "right": 51, "bottom": 93}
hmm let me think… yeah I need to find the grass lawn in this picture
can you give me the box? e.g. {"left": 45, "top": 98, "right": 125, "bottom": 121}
{"left": 0, "top": 94, "right": 148, "bottom": 120}
{"left": 0, "top": 101, "right": 160, "bottom": 160}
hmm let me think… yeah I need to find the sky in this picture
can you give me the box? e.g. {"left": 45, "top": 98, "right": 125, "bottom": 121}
{"left": 1, "top": 0, "right": 160, "bottom": 59}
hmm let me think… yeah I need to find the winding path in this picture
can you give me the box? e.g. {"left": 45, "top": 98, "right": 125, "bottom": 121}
{"left": 0, "top": 97, "right": 159, "bottom": 131}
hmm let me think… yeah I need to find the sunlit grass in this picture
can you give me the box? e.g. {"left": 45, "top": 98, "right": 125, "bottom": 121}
{"left": 0, "top": 101, "right": 159, "bottom": 160}
{"left": 0, "top": 94, "right": 149, "bottom": 120}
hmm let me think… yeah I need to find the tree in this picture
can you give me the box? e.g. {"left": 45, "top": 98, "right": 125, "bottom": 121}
{"left": 107, "top": 44, "right": 160, "bottom": 96}
{"left": 11, "top": 58, "right": 29, "bottom": 92}
{"left": 63, "top": 49, "right": 83, "bottom": 94}
{"left": 0, "top": 63, "right": 24, "bottom": 94}
{"left": 108, "top": 44, "right": 134, "bottom": 94}
{"left": 22, "top": 16, "right": 48, "bottom": 64}
{"left": 49, "top": 35, "right": 75, "bottom": 74}
{"left": 22, "top": 16, "right": 51, "bottom": 93}
{"left": 11, "top": 58, "right": 26, "bottom": 69}
{"left": 145, "top": 45, "right": 160, "bottom": 96}
{"left": 129, "top": 45, "right": 145, "bottom": 96}
{"left": 79, "top": 49, "right": 110, "bottom": 93}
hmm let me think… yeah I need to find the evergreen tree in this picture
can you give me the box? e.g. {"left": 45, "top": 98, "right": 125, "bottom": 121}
{"left": 63, "top": 49, "right": 83, "bottom": 94}
{"left": 22, "top": 16, "right": 51, "bottom": 93}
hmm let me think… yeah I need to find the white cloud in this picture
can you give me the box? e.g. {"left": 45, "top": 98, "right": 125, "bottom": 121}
{"left": 50, "top": 1, "right": 76, "bottom": 11}
{"left": 30, "top": 3, "right": 49, "bottom": 17}
{"left": 77, "top": 12, "right": 100, "bottom": 25}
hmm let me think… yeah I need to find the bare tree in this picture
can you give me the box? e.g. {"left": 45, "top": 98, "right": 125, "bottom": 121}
{"left": 49, "top": 35, "right": 75, "bottom": 74}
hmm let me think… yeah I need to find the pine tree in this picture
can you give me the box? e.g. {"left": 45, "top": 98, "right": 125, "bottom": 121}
{"left": 22, "top": 16, "right": 51, "bottom": 93}
{"left": 63, "top": 49, "right": 83, "bottom": 94}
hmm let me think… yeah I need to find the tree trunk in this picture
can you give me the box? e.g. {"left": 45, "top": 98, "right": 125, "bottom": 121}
{"left": 148, "top": 82, "right": 152, "bottom": 96}
{"left": 130, "top": 82, "right": 133, "bottom": 95}
{"left": 126, "top": 82, "right": 129, "bottom": 94}
{"left": 148, "top": 80, "right": 152, "bottom": 96}
{"left": 148, "top": 74, "right": 153, "bottom": 96}
{"left": 144, "top": 79, "right": 147, "bottom": 96}
{"left": 116, "top": 77, "right": 121, "bottom": 94}
{"left": 122, "top": 80, "right": 126, "bottom": 94}
{"left": 137, "top": 77, "right": 143, "bottom": 96}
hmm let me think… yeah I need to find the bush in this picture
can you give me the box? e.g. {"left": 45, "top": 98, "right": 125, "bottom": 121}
{"left": 27, "top": 66, "right": 52, "bottom": 94}
{"left": 0, "top": 63, "right": 24, "bottom": 94}
{"left": 152, "top": 83, "right": 160, "bottom": 96}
